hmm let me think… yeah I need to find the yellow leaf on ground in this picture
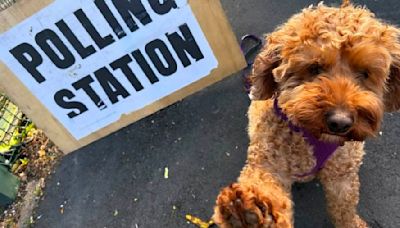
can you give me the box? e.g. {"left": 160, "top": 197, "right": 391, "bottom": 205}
{"left": 185, "top": 214, "right": 214, "bottom": 228}
{"left": 38, "top": 149, "right": 46, "bottom": 157}
{"left": 164, "top": 167, "right": 169, "bottom": 179}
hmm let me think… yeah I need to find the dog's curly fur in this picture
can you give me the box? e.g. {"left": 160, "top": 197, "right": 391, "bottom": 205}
{"left": 213, "top": 2, "right": 400, "bottom": 228}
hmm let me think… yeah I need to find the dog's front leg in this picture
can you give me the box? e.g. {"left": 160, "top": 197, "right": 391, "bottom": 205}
{"left": 213, "top": 165, "right": 293, "bottom": 228}
{"left": 319, "top": 172, "right": 368, "bottom": 228}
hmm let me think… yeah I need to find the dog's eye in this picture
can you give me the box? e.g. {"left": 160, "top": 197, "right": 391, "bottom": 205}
{"left": 361, "top": 70, "right": 369, "bottom": 79}
{"left": 308, "top": 63, "right": 324, "bottom": 76}
{"left": 357, "top": 70, "right": 369, "bottom": 80}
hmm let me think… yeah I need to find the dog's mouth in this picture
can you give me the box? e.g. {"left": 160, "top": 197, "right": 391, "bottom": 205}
{"left": 293, "top": 121, "right": 351, "bottom": 146}
{"left": 319, "top": 133, "right": 348, "bottom": 146}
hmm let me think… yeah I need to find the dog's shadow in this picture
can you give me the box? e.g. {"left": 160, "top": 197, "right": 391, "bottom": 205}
{"left": 292, "top": 179, "right": 385, "bottom": 228}
{"left": 292, "top": 181, "right": 333, "bottom": 228}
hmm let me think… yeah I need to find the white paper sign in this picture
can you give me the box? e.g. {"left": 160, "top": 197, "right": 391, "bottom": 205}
{"left": 0, "top": 0, "right": 218, "bottom": 139}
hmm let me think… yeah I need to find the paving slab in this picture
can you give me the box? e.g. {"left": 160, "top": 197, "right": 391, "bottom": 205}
{"left": 35, "top": 1, "right": 400, "bottom": 227}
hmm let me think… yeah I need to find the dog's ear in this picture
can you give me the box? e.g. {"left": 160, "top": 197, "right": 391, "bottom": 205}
{"left": 384, "top": 28, "right": 400, "bottom": 112}
{"left": 249, "top": 41, "right": 281, "bottom": 100}
{"left": 384, "top": 64, "right": 400, "bottom": 112}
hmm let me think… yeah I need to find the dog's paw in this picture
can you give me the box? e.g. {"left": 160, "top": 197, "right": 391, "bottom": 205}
{"left": 213, "top": 183, "right": 289, "bottom": 228}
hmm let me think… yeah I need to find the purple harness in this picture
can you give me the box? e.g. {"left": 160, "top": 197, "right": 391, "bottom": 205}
{"left": 273, "top": 99, "right": 340, "bottom": 177}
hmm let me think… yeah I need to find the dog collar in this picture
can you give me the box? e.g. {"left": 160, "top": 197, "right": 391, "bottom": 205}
{"left": 273, "top": 99, "right": 340, "bottom": 177}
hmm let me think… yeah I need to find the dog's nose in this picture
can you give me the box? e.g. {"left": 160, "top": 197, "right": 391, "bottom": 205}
{"left": 326, "top": 110, "right": 353, "bottom": 134}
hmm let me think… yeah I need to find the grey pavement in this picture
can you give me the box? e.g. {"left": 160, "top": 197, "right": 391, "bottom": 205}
{"left": 34, "top": 1, "right": 400, "bottom": 228}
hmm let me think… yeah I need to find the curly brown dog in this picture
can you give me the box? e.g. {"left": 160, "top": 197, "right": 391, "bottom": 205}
{"left": 213, "top": 1, "right": 400, "bottom": 228}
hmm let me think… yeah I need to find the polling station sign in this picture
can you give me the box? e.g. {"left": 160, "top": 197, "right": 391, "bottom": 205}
{"left": 0, "top": 0, "right": 246, "bottom": 153}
